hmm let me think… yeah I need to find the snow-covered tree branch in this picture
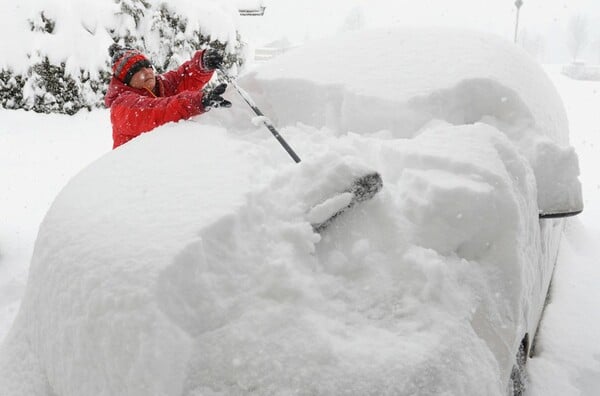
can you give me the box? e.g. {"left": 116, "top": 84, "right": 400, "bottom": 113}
{"left": 0, "top": 0, "right": 246, "bottom": 115}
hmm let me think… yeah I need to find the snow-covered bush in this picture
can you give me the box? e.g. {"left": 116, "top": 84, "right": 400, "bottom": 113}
{"left": 0, "top": 0, "right": 246, "bottom": 115}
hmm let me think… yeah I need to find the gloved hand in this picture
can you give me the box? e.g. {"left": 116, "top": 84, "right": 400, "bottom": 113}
{"left": 202, "top": 83, "right": 232, "bottom": 109}
{"left": 201, "top": 49, "right": 224, "bottom": 70}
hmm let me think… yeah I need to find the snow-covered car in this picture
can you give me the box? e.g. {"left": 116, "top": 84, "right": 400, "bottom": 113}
{"left": 561, "top": 60, "right": 600, "bottom": 81}
{"left": 0, "top": 28, "right": 582, "bottom": 396}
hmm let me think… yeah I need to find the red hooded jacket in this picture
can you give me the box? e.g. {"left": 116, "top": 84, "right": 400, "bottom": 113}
{"left": 104, "top": 51, "right": 214, "bottom": 149}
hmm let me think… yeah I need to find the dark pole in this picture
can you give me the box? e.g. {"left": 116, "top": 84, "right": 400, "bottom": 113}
{"left": 514, "top": 0, "right": 523, "bottom": 43}
{"left": 217, "top": 68, "right": 302, "bottom": 163}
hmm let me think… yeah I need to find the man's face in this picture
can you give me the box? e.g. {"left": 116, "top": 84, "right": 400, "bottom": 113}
{"left": 129, "top": 67, "right": 156, "bottom": 91}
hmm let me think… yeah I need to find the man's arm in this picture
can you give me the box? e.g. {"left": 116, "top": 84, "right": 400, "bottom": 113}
{"left": 110, "top": 90, "right": 205, "bottom": 146}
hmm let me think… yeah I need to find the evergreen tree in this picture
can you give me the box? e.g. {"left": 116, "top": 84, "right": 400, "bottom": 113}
{"left": 0, "top": 0, "right": 245, "bottom": 115}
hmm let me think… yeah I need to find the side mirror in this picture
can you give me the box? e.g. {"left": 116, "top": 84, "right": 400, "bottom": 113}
{"left": 531, "top": 138, "right": 583, "bottom": 219}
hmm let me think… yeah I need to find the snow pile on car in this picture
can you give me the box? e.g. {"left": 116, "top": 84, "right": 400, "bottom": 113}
{"left": 0, "top": 122, "right": 529, "bottom": 396}
{"left": 0, "top": 27, "right": 581, "bottom": 395}
{"left": 244, "top": 27, "right": 582, "bottom": 215}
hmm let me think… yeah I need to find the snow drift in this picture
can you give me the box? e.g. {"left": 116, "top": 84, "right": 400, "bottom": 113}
{"left": 0, "top": 27, "right": 582, "bottom": 395}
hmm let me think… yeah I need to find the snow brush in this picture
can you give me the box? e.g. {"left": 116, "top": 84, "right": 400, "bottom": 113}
{"left": 217, "top": 67, "right": 383, "bottom": 231}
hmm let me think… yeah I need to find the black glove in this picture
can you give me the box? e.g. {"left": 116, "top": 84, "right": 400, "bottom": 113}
{"left": 201, "top": 49, "right": 224, "bottom": 70}
{"left": 202, "top": 83, "right": 232, "bottom": 109}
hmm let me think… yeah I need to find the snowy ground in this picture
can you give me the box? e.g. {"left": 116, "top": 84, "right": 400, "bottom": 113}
{"left": 0, "top": 110, "right": 111, "bottom": 340}
{"left": 0, "top": 66, "right": 598, "bottom": 394}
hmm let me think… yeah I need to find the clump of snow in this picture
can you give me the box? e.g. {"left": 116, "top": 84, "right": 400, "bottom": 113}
{"left": 306, "top": 191, "right": 353, "bottom": 225}
{"left": 0, "top": 27, "right": 582, "bottom": 395}
{"left": 394, "top": 123, "right": 534, "bottom": 260}
{"left": 250, "top": 115, "right": 271, "bottom": 126}
{"left": 525, "top": 136, "right": 583, "bottom": 214}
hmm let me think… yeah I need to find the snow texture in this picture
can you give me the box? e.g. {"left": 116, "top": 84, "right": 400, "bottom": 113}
{"left": 306, "top": 192, "right": 354, "bottom": 225}
{"left": 243, "top": 27, "right": 582, "bottom": 215}
{"left": 0, "top": 27, "right": 583, "bottom": 396}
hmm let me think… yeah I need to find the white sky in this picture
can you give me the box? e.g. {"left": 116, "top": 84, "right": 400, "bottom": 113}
{"left": 239, "top": 0, "right": 600, "bottom": 63}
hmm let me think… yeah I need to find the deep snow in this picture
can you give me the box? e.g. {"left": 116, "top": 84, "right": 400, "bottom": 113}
{"left": 0, "top": 29, "right": 597, "bottom": 396}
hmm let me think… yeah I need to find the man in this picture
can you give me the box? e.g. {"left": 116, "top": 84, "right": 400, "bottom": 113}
{"left": 104, "top": 43, "right": 231, "bottom": 149}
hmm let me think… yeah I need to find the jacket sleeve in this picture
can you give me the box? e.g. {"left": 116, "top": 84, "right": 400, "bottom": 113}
{"left": 110, "top": 90, "right": 205, "bottom": 145}
{"left": 160, "top": 51, "right": 215, "bottom": 95}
